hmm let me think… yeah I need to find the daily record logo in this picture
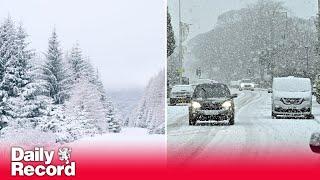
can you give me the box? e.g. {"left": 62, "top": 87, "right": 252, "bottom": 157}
{"left": 11, "top": 147, "right": 76, "bottom": 177}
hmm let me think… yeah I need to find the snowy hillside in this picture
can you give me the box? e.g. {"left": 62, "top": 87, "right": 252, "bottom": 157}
{"left": 108, "top": 88, "right": 143, "bottom": 126}
{"left": 129, "top": 70, "right": 165, "bottom": 134}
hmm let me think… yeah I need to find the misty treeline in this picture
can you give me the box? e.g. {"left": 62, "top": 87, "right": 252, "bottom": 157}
{"left": 0, "top": 17, "right": 121, "bottom": 144}
{"left": 169, "top": 0, "right": 320, "bottom": 86}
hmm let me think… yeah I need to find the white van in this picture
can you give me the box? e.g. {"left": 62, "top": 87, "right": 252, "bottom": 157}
{"left": 271, "top": 76, "right": 313, "bottom": 119}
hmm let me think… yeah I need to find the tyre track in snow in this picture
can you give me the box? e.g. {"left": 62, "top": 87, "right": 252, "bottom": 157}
{"left": 167, "top": 91, "right": 260, "bottom": 165}
{"left": 183, "top": 91, "right": 263, "bottom": 165}
{"left": 237, "top": 92, "right": 315, "bottom": 161}
{"left": 237, "top": 92, "right": 269, "bottom": 159}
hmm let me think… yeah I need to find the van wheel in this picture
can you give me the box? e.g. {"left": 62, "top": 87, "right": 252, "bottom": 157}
{"left": 306, "top": 114, "right": 314, "bottom": 119}
{"left": 228, "top": 115, "right": 235, "bottom": 125}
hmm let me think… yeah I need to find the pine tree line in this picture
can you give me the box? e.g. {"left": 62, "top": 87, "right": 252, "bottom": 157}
{"left": 0, "top": 17, "right": 121, "bottom": 143}
{"left": 128, "top": 70, "right": 165, "bottom": 134}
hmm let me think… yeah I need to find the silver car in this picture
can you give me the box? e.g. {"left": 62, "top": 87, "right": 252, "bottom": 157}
{"left": 169, "top": 85, "right": 194, "bottom": 105}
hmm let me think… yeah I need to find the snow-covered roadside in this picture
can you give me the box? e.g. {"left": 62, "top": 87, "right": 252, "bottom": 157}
{"left": 71, "top": 127, "right": 165, "bottom": 146}
{"left": 67, "top": 127, "right": 166, "bottom": 165}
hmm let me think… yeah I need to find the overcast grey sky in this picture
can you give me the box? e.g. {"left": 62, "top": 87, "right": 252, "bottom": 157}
{"left": 168, "top": 0, "right": 318, "bottom": 39}
{"left": 0, "top": 0, "right": 165, "bottom": 90}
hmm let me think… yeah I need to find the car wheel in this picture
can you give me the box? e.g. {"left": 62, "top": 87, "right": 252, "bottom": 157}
{"left": 169, "top": 99, "right": 176, "bottom": 106}
{"left": 189, "top": 116, "right": 196, "bottom": 126}
{"left": 189, "top": 111, "right": 197, "bottom": 126}
{"left": 228, "top": 115, "right": 235, "bottom": 125}
{"left": 239, "top": 88, "right": 242, "bottom": 91}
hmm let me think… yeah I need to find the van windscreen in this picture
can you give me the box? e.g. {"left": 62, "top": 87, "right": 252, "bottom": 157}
{"left": 273, "top": 78, "right": 311, "bottom": 92}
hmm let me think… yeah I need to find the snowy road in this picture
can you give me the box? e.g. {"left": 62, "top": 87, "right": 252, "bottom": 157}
{"left": 167, "top": 90, "right": 320, "bottom": 166}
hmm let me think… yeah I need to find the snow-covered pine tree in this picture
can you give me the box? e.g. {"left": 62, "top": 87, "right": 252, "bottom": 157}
{"left": 12, "top": 25, "right": 52, "bottom": 119}
{"left": 0, "top": 20, "right": 44, "bottom": 120}
{"left": 94, "top": 69, "right": 108, "bottom": 103}
{"left": 167, "top": 7, "right": 176, "bottom": 57}
{"left": 62, "top": 78, "right": 108, "bottom": 141}
{"left": 68, "top": 43, "right": 95, "bottom": 83}
{"left": 0, "top": 17, "right": 17, "bottom": 110}
{"left": 0, "top": 17, "right": 16, "bottom": 117}
{"left": 43, "top": 29, "right": 72, "bottom": 104}
{"left": 105, "top": 100, "right": 121, "bottom": 133}
{"left": 0, "top": 17, "right": 16, "bottom": 85}
{"left": 67, "top": 44, "right": 122, "bottom": 133}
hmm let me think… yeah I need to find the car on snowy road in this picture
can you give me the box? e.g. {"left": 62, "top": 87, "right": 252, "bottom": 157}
{"left": 188, "top": 83, "right": 238, "bottom": 125}
{"left": 271, "top": 76, "right": 313, "bottom": 119}
{"left": 169, "top": 85, "right": 194, "bottom": 105}
{"left": 239, "top": 79, "right": 255, "bottom": 91}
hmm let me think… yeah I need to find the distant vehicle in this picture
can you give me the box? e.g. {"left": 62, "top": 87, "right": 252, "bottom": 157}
{"left": 181, "top": 77, "right": 190, "bottom": 85}
{"left": 230, "top": 80, "right": 241, "bottom": 88}
{"left": 189, "top": 83, "right": 238, "bottom": 126}
{"left": 270, "top": 76, "right": 313, "bottom": 119}
{"left": 169, "top": 85, "right": 194, "bottom": 105}
{"left": 239, "top": 79, "right": 254, "bottom": 91}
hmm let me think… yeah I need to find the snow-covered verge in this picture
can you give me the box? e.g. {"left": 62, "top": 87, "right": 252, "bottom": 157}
{"left": 69, "top": 127, "right": 166, "bottom": 166}
{"left": 72, "top": 128, "right": 164, "bottom": 145}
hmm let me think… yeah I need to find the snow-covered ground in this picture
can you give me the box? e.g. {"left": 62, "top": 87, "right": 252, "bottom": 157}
{"left": 167, "top": 90, "right": 320, "bottom": 166}
{"left": 67, "top": 127, "right": 166, "bottom": 165}
{"left": 72, "top": 127, "right": 164, "bottom": 145}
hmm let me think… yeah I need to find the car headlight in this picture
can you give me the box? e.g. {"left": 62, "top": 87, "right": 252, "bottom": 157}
{"left": 222, "top": 100, "right": 232, "bottom": 109}
{"left": 191, "top": 101, "right": 201, "bottom": 109}
{"left": 302, "top": 98, "right": 311, "bottom": 102}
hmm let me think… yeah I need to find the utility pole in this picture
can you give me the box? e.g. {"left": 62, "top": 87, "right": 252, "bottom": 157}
{"left": 318, "top": 0, "right": 320, "bottom": 43}
{"left": 178, "top": 0, "right": 183, "bottom": 84}
{"left": 306, "top": 46, "right": 310, "bottom": 73}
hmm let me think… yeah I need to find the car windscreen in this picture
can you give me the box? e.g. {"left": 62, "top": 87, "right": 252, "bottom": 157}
{"left": 273, "top": 78, "right": 311, "bottom": 92}
{"left": 193, "top": 84, "right": 230, "bottom": 98}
